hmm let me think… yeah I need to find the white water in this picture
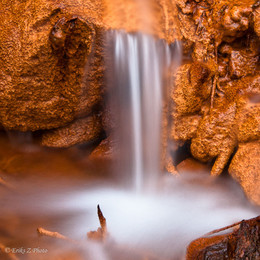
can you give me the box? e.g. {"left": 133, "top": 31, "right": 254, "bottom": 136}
{"left": 108, "top": 31, "right": 175, "bottom": 191}
{"left": 63, "top": 178, "right": 258, "bottom": 259}
{"left": 4, "top": 176, "right": 258, "bottom": 259}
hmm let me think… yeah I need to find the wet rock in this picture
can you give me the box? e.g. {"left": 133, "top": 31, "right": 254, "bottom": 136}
{"left": 236, "top": 75, "right": 260, "bottom": 143}
{"left": 165, "top": 155, "right": 178, "bottom": 175}
{"left": 186, "top": 215, "right": 260, "bottom": 259}
{"left": 170, "top": 115, "right": 202, "bottom": 142}
{"left": 41, "top": 115, "right": 103, "bottom": 148}
{"left": 221, "top": 4, "right": 252, "bottom": 42}
{"left": 229, "top": 141, "right": 260, "bottom": 205}
{"left": 237, "top": 102, "right": 260, "bottom": 143}
{"left": 0, "top": 0, "right": 178, "bottom": 148}
{"left": 229, "top": 50, "right": 258, "bottom": 79}
{"left": 218, "top": 41, "right": 259, "bottom": 82}
{"left": 174, "top": 74, "right": 260, "bottom": 179}
{"left": 166, "top": 62, "right": 211, "bottom": 173}
{"left": 254, "top": 4, "right": 260, "bottom": 36}
{"left": 191, "top": 98, "right": 237, "bottom": 176}
{"left": 171, "top": 63, "right": 211, "bottom": 117}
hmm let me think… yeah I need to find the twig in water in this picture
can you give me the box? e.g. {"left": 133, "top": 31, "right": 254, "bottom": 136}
{"left": 204, "top": 215, "right": 260, "bottom": 237}
{"left": 97, "top": 204, "right": 107, "bottom": 234}
{"left": 0, "top": 176, "right": 15, "bottom": 190}
{"left": 203, "top": 220, "right": 242, "bottom": 237}
{"left": 37, "top": 227, "right": 76, "bottom": 243}
{"left": 0, "top": 242, "right": 19, "bottom": 260}
{"left": 87, "top": 204, "right": 108, "bottom": 241}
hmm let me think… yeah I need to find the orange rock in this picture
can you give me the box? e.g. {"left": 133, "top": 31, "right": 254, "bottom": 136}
{"left": 176, "top": 158, "right": 210, "bottom": 175}
{"left": 190, "top": 98, "right": 238, "bottom": 176}
{"left": 89, "top": 136, "right": 114, "bottom": 161}
{"left": 0, "top": 1, "right": 104, "bottom": 131}
{"left": 253, "top": 4, "right": 260, "bottom": 37}
{"left": 41, "top": 115, "right": 103, "bottom": 148}
{"left": 171, "top": 63, "right": 211, "bottom": 117}
{"left": 167, "top": 0, "right": 259, "bottom": 186}
{"left": 170, "top": 115, "right": 201, "bottom": 142}
{"left": 229, "top": 141, "right": 260, "bottom": 205}
{"left": 0, "top": 0, "right": 178, "bottom": 149}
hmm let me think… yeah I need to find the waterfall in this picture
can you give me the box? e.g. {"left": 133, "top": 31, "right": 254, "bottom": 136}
{"left": 107, "top": 31, "right": 172, "bottom": 191}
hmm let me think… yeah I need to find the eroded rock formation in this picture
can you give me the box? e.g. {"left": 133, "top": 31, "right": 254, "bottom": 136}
{"left": 0, "top": 0, "right": 177, "bottom": 149}
{"left": 229, "top": 141, "right": 260, "bottom": 205}
{"left": 0, "top": 0, "right": 107, "bottom": 149}
{"left": 168, "top": 0, "right": 260, "bottom": 204}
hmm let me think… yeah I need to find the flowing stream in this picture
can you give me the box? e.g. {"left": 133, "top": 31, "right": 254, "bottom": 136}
{"left": 1, "top": 30, "right": 258, "bottom": 260}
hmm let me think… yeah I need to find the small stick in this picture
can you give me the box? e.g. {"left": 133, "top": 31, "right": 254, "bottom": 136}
{"left": 203, "top": 221, "right": 242, "bottom": 237}
{"left": 37, "top": 227, "right": 76, "bottom": 243}
{"left": 0, "top": 242, "right": 19, "bottom": 260}
{"left": 98, "top": 204, "right": 107, "bottom": 234}
{"left": 210, "top": 75, "right": 217, "bottom": 111}
{"left": 87, "top": 205, "right": 108, "bottom": 241}
{"left": 204, "top": 215, "right": 260, "bottom": 237}
{"left": 0, "top": 176, "right": 15, "bottom": 190}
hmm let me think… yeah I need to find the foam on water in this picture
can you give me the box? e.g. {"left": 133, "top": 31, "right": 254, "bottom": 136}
{"left": 50, "top": 176, "right": 258, "bottom": 259}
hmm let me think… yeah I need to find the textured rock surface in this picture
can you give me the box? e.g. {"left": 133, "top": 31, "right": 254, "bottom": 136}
{"left": 190, "top": 98, "right": 237, "bottom": 176}
{"left": 0, "top": 1, "right": 104, "bottom": 131}
{"left": 168, "top": 0, "right": 260, "bottom": 204}
{"left": 229, "top": 141, "right": 260, "bottom": 205}
{"left": 41, "top": 115, "right": 103, "bottom": 148}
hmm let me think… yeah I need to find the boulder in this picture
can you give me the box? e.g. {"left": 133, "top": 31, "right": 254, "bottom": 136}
{"left": 41, "top": 115, "right": 103, "bottom": 148}
{"left": 0, "top": 1, "right": 104, "bottom": 132}
{"left": 229, "top": 141, "right": 260, "bottom": 205}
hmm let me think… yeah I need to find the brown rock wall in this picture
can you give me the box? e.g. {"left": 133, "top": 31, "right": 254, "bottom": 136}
{"left": 229, "top": 141, "right": 260, "bottom": 205}
{"left": 168, "top": 0, "right": 260, "bottom": 203}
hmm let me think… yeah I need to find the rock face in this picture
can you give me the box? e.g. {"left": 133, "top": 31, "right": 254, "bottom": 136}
{"left": 229, "top": 141, "right": 260, "bottom": 205}
{"left": 0, "top": 0, "right": 177, "bottom": 148}
{"left": 0, "top": 1, "right": 104, "bottom": 131}
{"left": 168, "top": 0, "right": 260, "bottom": 204}
{"left": 0, "top": 0, "right": 107, "bottom": 148}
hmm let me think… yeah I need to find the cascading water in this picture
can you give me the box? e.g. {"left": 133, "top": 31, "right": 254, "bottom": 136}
{"left": 107, "top": 31, "right": 174, "bottom": 192}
